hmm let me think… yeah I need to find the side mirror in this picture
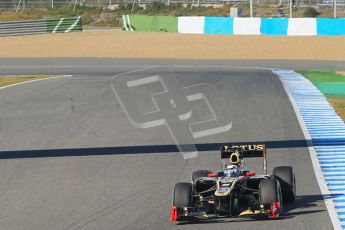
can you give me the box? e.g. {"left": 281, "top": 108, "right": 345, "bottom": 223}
{"left": 245, "top": 171, "right": 256, "bottom": 177}
{"left": 217, "top": 172, "right": 225, "bottom": 177}
{"left": 207, "top": 173, "right": 217, "bottom": 177}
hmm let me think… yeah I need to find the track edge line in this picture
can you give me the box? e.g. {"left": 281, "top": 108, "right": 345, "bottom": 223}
{"left": 0, "top": 75, "right": 68, "bottom": 91}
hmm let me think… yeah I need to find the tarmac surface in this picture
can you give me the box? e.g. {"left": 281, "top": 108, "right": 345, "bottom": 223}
{"left": 0, "top": 59, "right": 340, "bottom": 229}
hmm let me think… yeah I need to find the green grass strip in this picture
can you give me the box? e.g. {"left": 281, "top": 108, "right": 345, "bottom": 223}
{"left": 316, "top": 82, "right": 345, "bottom": 95}
{"left": 298, "top": 70, "right": 345, "bottom": 96}
{"left": 299, "top": 70, "right": 345, "bottom": 121}
{"left": 299, "top": 70, "right": 345, "bottom": 84}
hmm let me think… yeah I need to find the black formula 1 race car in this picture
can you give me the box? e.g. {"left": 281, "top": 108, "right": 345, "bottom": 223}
{"left": 170, "top": 144, "right": 296, "bottom": 221}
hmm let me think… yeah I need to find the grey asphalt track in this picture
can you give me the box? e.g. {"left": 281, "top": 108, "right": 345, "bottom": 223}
{"left": 0, "top": 60, "right": 340, "bottom": 230}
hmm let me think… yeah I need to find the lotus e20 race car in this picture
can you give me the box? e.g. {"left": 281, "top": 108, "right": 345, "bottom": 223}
{"left": 170, "top": 144, "right": 296, "bottom": 221}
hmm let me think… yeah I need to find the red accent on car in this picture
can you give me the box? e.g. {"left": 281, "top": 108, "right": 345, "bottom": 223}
{"left": 245, "top": 171, "right": 256, "bottom": 177}
{"left": 208, "top": 173, "right": 217, "bottom": 177}
{"left": 170, "top": 206, "right": 178, "bottom": 221}
{"left": 268, "top": 202, "right": 281, "bottom": 219}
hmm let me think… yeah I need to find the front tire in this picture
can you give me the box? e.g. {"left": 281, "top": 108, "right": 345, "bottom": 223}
{"left": 259, "top": 178, "right": 281, "bottom": 205}
{"left": 173, "top": 182, "right": 193, "bottom": 208}
{"left": 259, "top": 178, "right": 282, "bottom": 218}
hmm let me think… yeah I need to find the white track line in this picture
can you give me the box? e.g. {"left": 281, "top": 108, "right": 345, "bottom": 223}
{"left": 111, "top": 66, "right": 159, "bottom": 79}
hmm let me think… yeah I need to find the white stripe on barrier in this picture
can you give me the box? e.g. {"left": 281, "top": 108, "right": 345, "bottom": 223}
{"left": 122, "top": 15, "right": 128, "bottom": 31}
{"left": 178, "top": 16, "right": 205, "bottom": 34}
{"left": 65, "top": 16, "right": 81, "bottom": 33}
{"left": 233, "top": 17, "right": 261, "bottom": 35}
{"left": 127, "top": 15, "right": 134, "bottom": 32}
{"left": 287, "top": 18, "right": 317, "bottom": 36}
{"left": 52, "top": 18, "right": 64, "bottom": 34}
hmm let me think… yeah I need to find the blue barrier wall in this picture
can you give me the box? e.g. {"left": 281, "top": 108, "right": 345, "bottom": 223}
{"left": 204, "top": 17, "right": 233, "bottom": 35}
{"left": 131, "top": 15, "right": 345, "bottom": 36}
{"left": 317, "top": 18, "right": 345, "bottom": 36}
{"left": 261, "top": 18, "right": 288, "bottom": 35}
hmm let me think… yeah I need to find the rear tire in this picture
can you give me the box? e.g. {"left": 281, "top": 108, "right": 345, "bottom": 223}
{"left": 273, "top": 166, "right": 296, "bottom": 203}
{"left": 173, "top": 182, "right": 193, "bottom": 208}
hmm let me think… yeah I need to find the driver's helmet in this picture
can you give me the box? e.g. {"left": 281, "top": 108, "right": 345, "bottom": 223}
{"left": 224, "top": 164, "right": 241, "bottom": 177}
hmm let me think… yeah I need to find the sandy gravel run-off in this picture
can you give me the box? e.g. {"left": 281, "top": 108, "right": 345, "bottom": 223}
{"left": 1, "top": 29, "right": 345, "bottom": 60}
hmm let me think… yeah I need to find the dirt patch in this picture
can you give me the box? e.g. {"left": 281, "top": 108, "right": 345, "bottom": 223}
{"left": 328, "top": 97, "right": 345, "bottom": 122}
{"left": 0, "top": 76, "right": 57, "bottom": 88}
{"left": 336, "top": 71, "right": 345, "bottom": 76}
{"left": 1, "top": 29, "right": 345, "bottom": 60}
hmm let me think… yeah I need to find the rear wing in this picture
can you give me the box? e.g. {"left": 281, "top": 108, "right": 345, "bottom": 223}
{"left": 221, "top": 144, "right": 267, "bottom": 174}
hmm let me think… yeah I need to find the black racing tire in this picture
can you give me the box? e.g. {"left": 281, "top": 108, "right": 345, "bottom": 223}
{"left": 273, "top": 166, "right": 296, "bottom": 203}
{"left": 192, "top": 170, "right": 212, "bottom": 183}
{"left": 259, "top": 178, "right": 281, "bottom": 206}
{"left": 173, "top": 182, "right": 193, "bottom": 208}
